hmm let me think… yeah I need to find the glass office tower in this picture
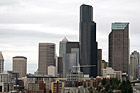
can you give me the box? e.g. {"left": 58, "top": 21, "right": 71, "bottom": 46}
{"left": 79, "top": 4, "right": 97, "bottom": 78}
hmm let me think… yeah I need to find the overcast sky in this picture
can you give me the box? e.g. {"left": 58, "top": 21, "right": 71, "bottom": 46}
{"left": 0, "top": 0, "right": 140, "bottom": 73}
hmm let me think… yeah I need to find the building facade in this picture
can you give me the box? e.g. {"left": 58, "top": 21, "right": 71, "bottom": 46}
{"left": 48, "top": 65, "right": 56, "bottom": 77}
{"left": 0, "top": 52, "right": 4, "bottom": 73}
{"left": 0, "top": 71, "right": 13, "bottom": 83}
{"left": 66, "top": 71, "right": 84, "bottom": 82}
{"left": 97, "top": 49, "right": 102, "bottom": 76}
{"left": 79, "top": 4, "right": 97, "bottom": 78}
{"left": 102, "top": 67, "right": 122, "bottom": 81}
{"left": 61, "top": 86, "right": 88, "bottom": 93}
{"left": 13, "top": 56, "right": 27, "bottom": 78}
{"left": 57, "top": 57, "right": 63, "bottom": 76}
{"left": 102, "top": 60, "right": 108, "bottom": 69}
{"left": 27, "top": 81, "right": 46, "bottom": 93}
{"left": 51, "top": 80, "right": 64, "bottom": 93}
{"left": 38, "top": 43, "right": 56, "bottom": 75}
{"left": 59, "top": 37, "right": 79, "bottom": 77}
{"left": 130, "top": 51, "right": 140, "bottom": 79}
{"left": 109, "top": 23, "right": 129, "bottom": 74}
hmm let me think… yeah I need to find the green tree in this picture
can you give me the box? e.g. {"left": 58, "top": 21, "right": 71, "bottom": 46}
{"left": 102, "top": 78, "right": 107, "bottom": 86}
{"left": 119, "top": 80, "right": 133, "bottom": 93}
{"left": 49, "top": 90, "right": 52, "bottom": 93}
{"left": 105, "top": 83, "right": 110, "bottom": 92}
{"left": 88, "top": 87, "right": 93, "bottom": 93}
{"left": 44, "top": 88, "right": 46, "bottom": 93}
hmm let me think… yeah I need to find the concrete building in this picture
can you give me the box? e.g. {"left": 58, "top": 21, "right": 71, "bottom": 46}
{"left": 130, "top": 51, "right": 140, "bottom": 79}
{"left": 48, "top": 65, "right": 56, "bottom": 77}
{"left": 61, "top": 86, "right": 88, "bottom": 93}
{"left": 0, "top": 71, "right": 13, "bottom": 83}
{"left": 97, "top": 49, "right": 102, "bottom": 76}
{"left": 102, "top": 67, "right": 122, "bottom": 81}
{"left": 0, "top": 82, "right": 14, "bottom": 92}
{"left": 109, "top": 23, "right": 129, "bottom": 74}
{"left": 0, "top": 52, "right": 4, "bottom": 73}
{"left": 38, "top": 43, "right": 56, "bottom": 75}
{"left": 79, "top": 4, "right": 97, "bottom": 78}
{"left": 0, "top": 71, "right": 16, "bottom": 92}
{"left": 24, "top": 74, "right": 56, "bottom": 91}
{"left": 13, "top": 56, "right": 27, "bottom": 78}
{"left": 27, "top": 81, "right": 46, "bottom": 93}
{"left": 66, "top": 71, "right": 84, "bottom": 82}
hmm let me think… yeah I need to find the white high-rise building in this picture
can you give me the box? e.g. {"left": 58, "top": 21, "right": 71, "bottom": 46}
{"left": 0, "top": 52, "right": 4, "bottom": 73}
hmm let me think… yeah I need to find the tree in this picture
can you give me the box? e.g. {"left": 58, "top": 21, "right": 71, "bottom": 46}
{"left": 88, "top": 87, "right": 93, "bottom": 93}
{"left": 119, "top": 80, "right": 133, "bottom": 93}
{"left": 44, "top": 88, "right": 46, "bottom": 93}
{"left": 102, "top": 78, "right": 107, "bottom": 86}
{"left": 49, "top": 90, "right": 52, "bottom": 93}
{"left": 105, "top": 83, "right": 110, "bottom": 92}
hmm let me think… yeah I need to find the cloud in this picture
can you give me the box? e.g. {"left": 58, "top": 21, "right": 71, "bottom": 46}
{"left": 0, "top": 0, "right": 140, "bottom": 73}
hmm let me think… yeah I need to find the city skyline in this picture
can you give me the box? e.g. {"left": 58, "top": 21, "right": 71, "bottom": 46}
{"left": 0, "top": 0, "right": 140, "bottom": 73}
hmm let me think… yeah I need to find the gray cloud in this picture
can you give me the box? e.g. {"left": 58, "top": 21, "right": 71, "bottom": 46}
{"left": 0, "top": 0, "right": 140, "bottom": 73}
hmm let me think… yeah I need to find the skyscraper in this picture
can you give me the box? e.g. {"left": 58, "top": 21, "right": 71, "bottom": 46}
{"left": 130, "top": 51, "right": 140, "bottom": 79}
{"left": 0, "top": 52, "right": 4, "bottom": 73}
{"left": 13, "top": 56, "right": 27, "bottom": 77}
{"left": 38, "top": 43, "right": 56, "bottom": 75}
{"left": 59, "top": 37, "right": 79, "bottom": 57}
{"left": 109, "top": 22, "right": 129, "bottom": 74}
{"left": 59, "top": 37, "right": 79, "bottom": 77}
{"left": 79, "top": 4, "right": 97, "bottom": 78}
{"left": 59, "top": 37, "right": 68, "bottom": 57}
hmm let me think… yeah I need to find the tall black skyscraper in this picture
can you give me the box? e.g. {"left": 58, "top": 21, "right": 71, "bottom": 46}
{"left": 79, "top": 4, "right": 97, "bottom": 78}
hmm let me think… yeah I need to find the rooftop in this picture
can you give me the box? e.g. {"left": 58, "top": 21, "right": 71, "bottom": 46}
{"left": 62, "top": 37, "right": 68, "bottom": 42}
{"left": 112, "top": 22, "right": 129, "bottom": 30}
{"left": 81, "top": 4, "right": 92, "bottom": 7}
{"left": 13, "top": 56, "right": 27, "bottom": 59}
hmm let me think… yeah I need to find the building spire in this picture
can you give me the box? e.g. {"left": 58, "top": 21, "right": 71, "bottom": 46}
{"left": 62, "top": 37, "right": 68, "bottom": 42}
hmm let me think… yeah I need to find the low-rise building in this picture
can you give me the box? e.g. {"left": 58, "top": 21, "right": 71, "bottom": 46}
{"left": 61, "top": 86, "right": 88, "bottom": 93}
{"left": 66, "top": 71, "right": 83, "bottom": 82}
{"left": 51, "top": 80, "right": 64, "bottom": 93}
{"left": 27, "top": 81, "right": 46, "bottom": 93}
{"left": 0, "top": 71, "right": 12, "bottom": 83}
{"left": 102, "top": 67, "right": 122, "bottom": 81}
{"left": 24, "top": 74, "right": 56, "bottom": 91}
{"left": 0, "top": 82, "right": 14, "bottom": 92}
